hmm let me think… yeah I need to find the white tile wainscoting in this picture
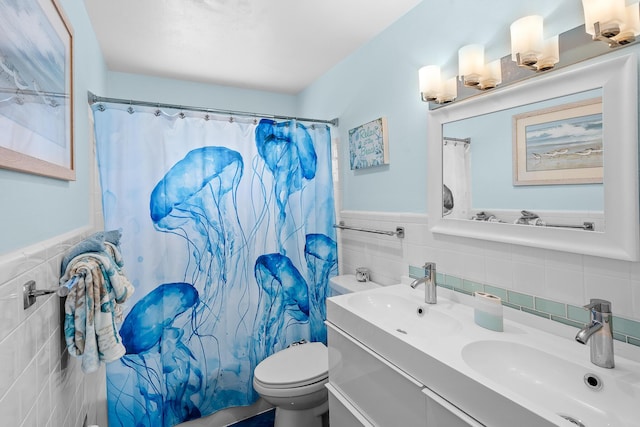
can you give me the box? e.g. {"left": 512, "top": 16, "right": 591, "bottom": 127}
{"left": 0, "top": 226, "right": 108, "bottom": 427}
{"left": 336, "top": 210, "right": 640, "bottom": 323}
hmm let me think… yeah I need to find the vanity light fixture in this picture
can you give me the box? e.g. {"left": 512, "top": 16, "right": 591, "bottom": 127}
{"left": 582, "top": 0, "right": 640, "bottom": 47}
{"left": 418, "top": 66, "right": 457, "bottom": 104}
{"left": 510, "top": 15, "right": 560, "bottom": 71}
{"left": 419, "top": 65, "right": 441, "bottom": 102}
{"left": 458, "top": 44, "right": 503, "bottom": 92}
{"left": 479, "top": 59, "right": 502, "bottom": 90}
{"left": 537, "top": 35, "right": 560, "bottom": 71}
{"left": 436, "top": 76, "right": 458, "bottom": 104}
{"left": 458, "top": 44, "right": 485, "bottom": 87}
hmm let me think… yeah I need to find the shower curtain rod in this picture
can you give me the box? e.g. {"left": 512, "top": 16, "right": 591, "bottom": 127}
{"left": 443, "top": 136, "right": 470, "bottom": 144}
{"left": 87, "top": 91, "right": 339, "bottom": 127}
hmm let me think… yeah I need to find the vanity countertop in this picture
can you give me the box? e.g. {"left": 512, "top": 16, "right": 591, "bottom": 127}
{"left": 327, "top": 284, "right": 640, "bottom": 427}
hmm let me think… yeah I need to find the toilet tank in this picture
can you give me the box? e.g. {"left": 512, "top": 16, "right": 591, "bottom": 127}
{"left": 329, "top": 274, "right": 380, "bottom": 297}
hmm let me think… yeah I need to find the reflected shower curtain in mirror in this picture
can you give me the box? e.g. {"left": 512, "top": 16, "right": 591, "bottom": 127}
{"left": 443, "top": 140, "right": 471, "bottom": 219}
{"left": 92, "top": 103, "right": 338, "bottom": 427}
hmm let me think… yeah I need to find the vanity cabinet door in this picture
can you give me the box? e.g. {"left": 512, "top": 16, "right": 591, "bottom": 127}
{"left": 327, "top": 384, "right": 375, "bottom": 427}
{"left": 423, "top": 387, "right": 485, "bottom": 426}
{"left": 327, "top": 324, "right": 427, "bottom": 427}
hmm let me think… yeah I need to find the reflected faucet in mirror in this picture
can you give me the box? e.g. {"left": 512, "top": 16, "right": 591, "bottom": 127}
{"left": 468, "top": 209, "right": 595, "bottom": 231}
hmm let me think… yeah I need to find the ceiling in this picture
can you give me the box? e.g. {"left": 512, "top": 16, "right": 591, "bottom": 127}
{"left": 84, "top": 0, "right": 422, "bottom": 95}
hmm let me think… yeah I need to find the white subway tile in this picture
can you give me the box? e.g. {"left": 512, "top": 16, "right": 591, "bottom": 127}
{"left": 0, "top": 380, "right": 21, "bottom": 426}
{"left": 0, "top": 327, "right": 20, "bottom": 399}
{"left": 510, "top": 261, "right": 546, "bottom": 295}
{"left": 544, "top": 267, "right": 584, "bottom": 304}
{"left": 0, "top": 279, "right": 21, "bottom": 342}
{"left": 484, "top": 256, "right": 514, "bottom": 288}
{"left": 36, "top": 376, "right": 51, "bottom": 427}
{"left": 19, "top": 359, "right": 38, "bottom": 422}
{"left": 20, "top": 405, "right": 37, "bottom": 427}
{"left": 584, "top": 273, "right": 633, "bottom": 317}
{"left": 0, "top": 228, "right": 102, "bottom": 427}
{"left": 584, "top": 256, "right": 631, "bottom": 279}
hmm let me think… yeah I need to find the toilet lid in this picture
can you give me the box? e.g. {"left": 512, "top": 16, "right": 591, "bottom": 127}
{"left": 254, "top": 342, "right": 328, "bottom": 388}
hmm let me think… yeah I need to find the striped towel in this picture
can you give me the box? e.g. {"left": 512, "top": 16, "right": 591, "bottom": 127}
{"left": 61, "top": 242, "right": 134, "bottom": 373}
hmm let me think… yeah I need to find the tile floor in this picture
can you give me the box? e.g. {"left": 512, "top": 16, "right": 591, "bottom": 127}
{"left": 232, "top": 409, "right": 275, "bottom": 427}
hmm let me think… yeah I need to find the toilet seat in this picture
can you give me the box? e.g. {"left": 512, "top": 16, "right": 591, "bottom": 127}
{"left": 254, "top": 342, "right": 328, "bottom": 389}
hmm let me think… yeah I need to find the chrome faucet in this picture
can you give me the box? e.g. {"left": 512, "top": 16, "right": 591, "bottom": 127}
{"left": 575, "top": 298, "right": 615, "bottom": 369}
{"left": 410, "top": 262, "right": 437, "bottom": 304}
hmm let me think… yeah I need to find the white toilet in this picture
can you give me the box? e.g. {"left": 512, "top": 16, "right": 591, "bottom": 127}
{"left": 252, "top": 274, "right": 380, "bottom": 427}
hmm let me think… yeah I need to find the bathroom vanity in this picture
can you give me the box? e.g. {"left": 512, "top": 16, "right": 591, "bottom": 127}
{"left": 326, "top": 285, "right": 640, "bottom": 426}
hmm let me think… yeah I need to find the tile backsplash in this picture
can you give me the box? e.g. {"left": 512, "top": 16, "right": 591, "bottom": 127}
{"left": 0, "top": 227, "right": 107, "bottom": 427}
{"left": 337, "top": 210, "right": 640, "bottom": 345}
{"left": 409, "top": 268, "right": 640, "bottom": 347}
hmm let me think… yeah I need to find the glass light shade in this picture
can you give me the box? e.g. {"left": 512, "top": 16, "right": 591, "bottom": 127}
{"left": 510, "top": 15, "right": 544, "bottom": 66}
{"left": 419, "top": 65, "right": 441, "bottom": 101}
{"left": 582, "top": 0, "right": 626, "bottom": 37}
{"left": 616, "top": 3, "right": 640, "bottom": 44}
{"left": 458, "top": 44, "right": 484, "bottom": 86}
{"left": 479, "top": 59, "right": 502, "bottom": 90}
{"left": 537, "top": 36, "right": 560, "bottom": 71}
{"left": 436, "top": 77, "right": 457, "bottom": 104}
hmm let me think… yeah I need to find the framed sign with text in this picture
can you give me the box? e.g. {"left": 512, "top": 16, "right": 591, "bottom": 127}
{"left": 348, "top": 117, "right": 389, "bottom": 170}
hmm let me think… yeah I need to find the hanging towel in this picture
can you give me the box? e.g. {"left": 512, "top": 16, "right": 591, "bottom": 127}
{"left": 61, "top": 241, "right": 134, "bottom": 373}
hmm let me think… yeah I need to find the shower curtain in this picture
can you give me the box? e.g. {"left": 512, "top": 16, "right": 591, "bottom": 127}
{"left": 92, "top": 103, "right": 338, "bottom": 427}
{"left": 442, "top": 140, "right": 471, "bottom": 219}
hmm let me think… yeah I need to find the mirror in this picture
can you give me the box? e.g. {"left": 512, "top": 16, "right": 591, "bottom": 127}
{"left": 427, "top": 54, "right": 638, "bottom": 260}
{"left": 442, "top": 88, "right": 604, "bottom": 230}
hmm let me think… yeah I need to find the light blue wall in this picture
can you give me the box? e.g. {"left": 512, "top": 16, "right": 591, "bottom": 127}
{"left": 106, "top": 72, "right": 297, "bottom": 117}
{"left": 297, "top": 0, "right": 586, "bottom": 213}
{"left": 3, "top": 0, "right": 638, "bottom": 254}
{"left": 0, "top": 0, "right": 107, "bottom": 254}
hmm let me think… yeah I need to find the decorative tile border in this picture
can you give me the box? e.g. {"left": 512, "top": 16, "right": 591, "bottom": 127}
{"left": 409, "top": 266, "right": 640, "bottom": 348}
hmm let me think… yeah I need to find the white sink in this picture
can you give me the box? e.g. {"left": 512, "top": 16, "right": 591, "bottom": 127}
{"left": 347, "top": 292, "right": 416, "bottom": 319}
{"left": 346, "top": 291, "right": 462, "bottom": 336}
{"left": 328, "top": 284, "right": 640, "bottom": 426}
{"left": 462, "top": 340, "right": 640, "bottom": 426}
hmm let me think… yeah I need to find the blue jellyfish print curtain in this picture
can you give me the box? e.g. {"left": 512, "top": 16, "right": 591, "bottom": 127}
{"left": 91, "top": 103, "right": 337, "bottom": 427}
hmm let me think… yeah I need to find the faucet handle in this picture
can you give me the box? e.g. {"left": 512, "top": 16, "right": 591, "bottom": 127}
{"left": 583, "top": 298, "right": 612, "bottom": 313}
{"left": 422, "top": 262, "right": 436, "bottom": 277}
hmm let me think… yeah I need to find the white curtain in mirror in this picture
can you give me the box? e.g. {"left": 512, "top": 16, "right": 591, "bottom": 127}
{"left": 442, "top": 139, "right": 470, "bottom": 219}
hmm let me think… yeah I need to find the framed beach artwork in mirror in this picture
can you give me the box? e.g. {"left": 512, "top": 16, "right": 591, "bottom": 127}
{"left": 0, "top": 0, "right": 74, "bottom": 180}
{"left": 513, "top": 97, "right": 603, "bottom": 186}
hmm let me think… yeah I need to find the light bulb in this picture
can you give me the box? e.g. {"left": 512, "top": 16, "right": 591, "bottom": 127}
{"left": 458, "top": 44, "right": 485, "bottom": 87}
{"left": 511, "top": 15, "right": 544, "bottom": 67}
{"left": 582, "top": 0, "right": 626, "bottom": 38}
{"left": 419, "top": 65, "right": 441, "bottom": 102}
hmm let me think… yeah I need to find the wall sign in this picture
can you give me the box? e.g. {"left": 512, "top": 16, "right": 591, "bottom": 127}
{"left": 348, "top": 117, "right": 389, "bottom": 170}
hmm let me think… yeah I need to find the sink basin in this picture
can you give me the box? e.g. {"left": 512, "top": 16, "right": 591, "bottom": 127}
{"left": 462, "top": 340, "right": 639, "bottom": 426}
{"left": 347, "top": 293, "right": 417, "bottom": 318}
{"left": 346, "top": 292, "right": 461, "bottom": 336}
